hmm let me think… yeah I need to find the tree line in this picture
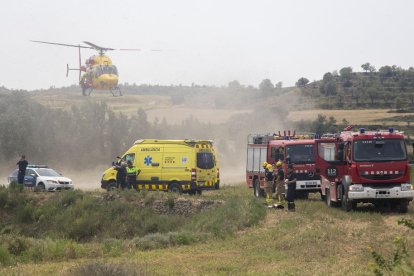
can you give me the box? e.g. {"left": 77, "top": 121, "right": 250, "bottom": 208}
{"left": 297, "top": 63, "right": 414, "bottom": 110}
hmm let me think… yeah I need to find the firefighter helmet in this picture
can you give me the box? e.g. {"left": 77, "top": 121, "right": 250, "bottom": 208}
{"left": 276, "top": 161, "right": 283, "bottom": 167}
{"left": 266, "top": 164, "right": 273, "bottom": 170}
{"left": 262, "top": 161, "right": 268, "bottom": 168}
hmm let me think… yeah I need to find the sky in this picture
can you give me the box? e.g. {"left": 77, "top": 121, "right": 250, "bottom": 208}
{"left": 1, "top": 0, "right": 414, "bottom": 90}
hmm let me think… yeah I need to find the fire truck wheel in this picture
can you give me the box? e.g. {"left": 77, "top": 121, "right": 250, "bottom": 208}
{"left": 253, "top": 179, "right": 262, "bottom": 198}
{"left": 169, "top": 182, "right": 183, "bottom": 194}
{"left": 320, "top": 190, "right": 326, "bottom": 201}
{"left": 341, "top": 190, "right": 353, "bottom": 212}
{"left": 325, "top": 189, "right": 331, "bottom": 206}
{"left": 398, "top": 199, "right": 408, "bottom": 213}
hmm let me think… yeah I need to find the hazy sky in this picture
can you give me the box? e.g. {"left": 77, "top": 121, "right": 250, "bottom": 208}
{"left": 1, "top": 0, "right": 414, "bottom": 90}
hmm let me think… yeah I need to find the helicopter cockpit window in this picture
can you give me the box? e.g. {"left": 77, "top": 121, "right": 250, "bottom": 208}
{"left": 105, "top": 65, "right": 118, "bottom": 75}
{"left": 93, "top": 65, "right": 118, "bottom": 77}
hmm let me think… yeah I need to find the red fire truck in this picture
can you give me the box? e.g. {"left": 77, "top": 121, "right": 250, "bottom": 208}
{"left": 246, "top": 131, "right": 321, "bottom": 198}
{"left": 316, "top": 127, "right": 414, "bottom": 212}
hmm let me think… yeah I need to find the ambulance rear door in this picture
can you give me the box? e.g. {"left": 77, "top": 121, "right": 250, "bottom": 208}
{"left": 195, "top": 143, "right": 216, "bottom": 188}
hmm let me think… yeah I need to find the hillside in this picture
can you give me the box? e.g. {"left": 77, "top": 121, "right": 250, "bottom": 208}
{"left": 298, "top": 65, "right": 414, "bottom": 111}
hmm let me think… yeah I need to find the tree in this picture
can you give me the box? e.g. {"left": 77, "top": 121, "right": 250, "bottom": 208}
{"left": 323, "top": 72, "right": 334, "bottom": 82}
{"left": 275, "top": 81, "right": 283, "bottom": 90}
{"left": 378, "top": 65, "right": 396, "bottom": 83}
{"left": 228, "top": 80, "right": 242, "bottom": 89}
{"left": 259, "top": 79, "right": 274, "bottom": 94}
{"left": 366, "top": 87, "right": 379, "bottom": 105}
{"left": 322, "top": 80, "right": 337, "bottom": 96}
{"left": 339, "top": 67, "right": 353, "bottom": 87}
{"left": 361, "top": 62, "right": 376, "bottom": 73}
{"left": 296, "top": 77, "right": 309, "bottom": 87}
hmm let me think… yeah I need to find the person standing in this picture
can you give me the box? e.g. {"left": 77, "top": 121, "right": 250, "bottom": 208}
{"left": 264, "top": 164, "right": 274, "bottom": 208}
{"left": 16, "top": 155, "right": 28, "bottom": 185}
{"left": 113, "top": 160, "right": 127, "bottom": 189}
{"left": 274, "top": 160, "right": 285, "bottom": 208}
{"left": 126, "top": 160, "right": 140, "bottom": 190}
{"left": 285, "top": 164, "right": 297, "bottom": 212}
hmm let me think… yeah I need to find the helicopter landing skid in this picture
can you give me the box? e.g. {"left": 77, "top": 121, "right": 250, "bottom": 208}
{"left": 110, "top": 86, "right": 122, "bottom": 97}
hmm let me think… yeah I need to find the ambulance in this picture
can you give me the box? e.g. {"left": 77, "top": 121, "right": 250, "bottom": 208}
{"left": 101, "top": 139, "right": 219, "bottom": 194}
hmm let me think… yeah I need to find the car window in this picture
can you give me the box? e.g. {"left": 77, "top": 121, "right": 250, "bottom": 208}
{"left": 123, "top": 153, "right": 135, "bottom": 164}
{"left": 25, "top": 169, "right": 36, "bottom": 176}
{"left": 36, "top": 168, "right": 61, "bottom": 177}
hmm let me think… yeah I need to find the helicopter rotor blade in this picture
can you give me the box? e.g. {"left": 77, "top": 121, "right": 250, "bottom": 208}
{"left": 83, "top": 41, "right": 115, "bottom": 51}
{"left": 119, "top": 48, "right": 141, "bottom": 51}
{"left": 31, "top": 40, "right": 92, "bottom": 49}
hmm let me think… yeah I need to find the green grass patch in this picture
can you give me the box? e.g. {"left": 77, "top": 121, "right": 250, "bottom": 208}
{"left": 0, "top": 186, "right": 265, "bottom": 267}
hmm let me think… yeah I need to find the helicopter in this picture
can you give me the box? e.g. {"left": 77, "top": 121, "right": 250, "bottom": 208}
{"left": 31, "top": 40, "right": 139, "bottom": 96}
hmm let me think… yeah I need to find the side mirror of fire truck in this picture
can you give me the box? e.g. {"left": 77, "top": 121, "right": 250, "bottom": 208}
{"left": 410, "top": 143, "right": 414, "bottom": 164}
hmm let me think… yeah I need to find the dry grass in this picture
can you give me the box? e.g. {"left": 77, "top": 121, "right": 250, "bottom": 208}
{"left": 2, "top": 190, "right": 413, "bottom": 276}
{"left": 288, "top": 109, "right": 414, "bottom": 126}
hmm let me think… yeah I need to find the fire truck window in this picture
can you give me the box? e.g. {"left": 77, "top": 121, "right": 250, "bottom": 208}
{"left": 286, "top": 144, "right": 314, "bottom": 164}
{"left": 318, "top": 143, "right": 337, "bottom": 161}
{"left": 353, "top": 139, "right": 407, "bottom": 161}
{"left": 271, "top": 147, "right": 284, "bottom": 161}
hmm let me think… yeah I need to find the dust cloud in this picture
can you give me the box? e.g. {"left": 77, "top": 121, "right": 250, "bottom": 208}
{"left": 0, "top": 85, "right": 303, "bottom": 190}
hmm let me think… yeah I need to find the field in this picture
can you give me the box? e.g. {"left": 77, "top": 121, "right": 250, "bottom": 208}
{"left": 0, "top": 185, "right": 413, "bottom": 276}
{"left": 30, "top": 91, "right": 252, "bottom": 124}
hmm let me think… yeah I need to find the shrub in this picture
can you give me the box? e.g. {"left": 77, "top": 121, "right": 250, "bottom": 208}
{"left": 68, "top": 261, "right": 149, "bottom": 276}
{"left": 7, "top": 237, "right": 29, "bottom": 256}
{"left": 370, "top": 219, "right": 413, "bottom": 275}
{"left": 16, "top": 202, "right": 35, "bottom": 223}
{"left": 102, "top": 239, "right": 124, "bottom": 257}
{"left": 165, "top": 196, "right": 175, "bottom": 209}
{"left": 188, "top": 195, "right": 265, "bottom": 239}
{"left": 0, "top": 245, "right": 12, "bottom": 266}
{"left": 0, "top": 186, "right": 8, "bottom": 208}
{"left": 59, "top": 190, "right": 83, "bottom": 207}
{"left": 8, "top": 182, "right": 24, "bottom": 193}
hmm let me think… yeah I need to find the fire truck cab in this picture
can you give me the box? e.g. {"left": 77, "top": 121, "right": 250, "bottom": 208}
{"left": 246, "top": 131, "right": 321, "bottom": 198}
{"left": 316, "top": 127, "right": 414, "bottom": 212}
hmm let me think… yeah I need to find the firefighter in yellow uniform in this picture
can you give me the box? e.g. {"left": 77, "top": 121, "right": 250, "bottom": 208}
{"left": 264, "top": 164, "right": 274, "bottom": 208}
{"left": 274, "top": 161, "right": 285, "bottom": 209}
{"left": 126, "top": 161, "right": 140, "bottom": 190}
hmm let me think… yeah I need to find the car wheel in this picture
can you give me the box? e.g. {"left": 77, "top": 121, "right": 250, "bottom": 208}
{"left": 37, "top": 183, "right": 46, "bottom": 192}
{"left": 106, "top": 180, "right": 117, "bottom": 191}
{"left": 169, "top": 182, "right": 183, "bottom": 194}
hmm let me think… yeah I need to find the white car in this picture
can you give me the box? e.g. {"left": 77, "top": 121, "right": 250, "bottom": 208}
{"left": 8, "top": 165, "right": 74, "bottom": 191}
